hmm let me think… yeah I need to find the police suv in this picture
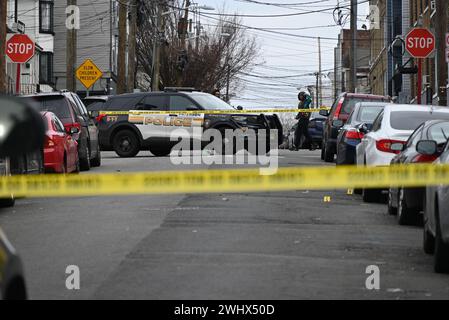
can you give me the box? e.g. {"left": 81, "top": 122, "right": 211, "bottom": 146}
{"left": 92, "top": 88, "right": 283, "bottom": 157}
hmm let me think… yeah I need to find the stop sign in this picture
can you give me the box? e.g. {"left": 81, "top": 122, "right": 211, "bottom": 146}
{"left": 6, "top": 34, "right": 35, "bottom": 63}
{"left": 405, "top": 28, "right": 435, "bottom": 58}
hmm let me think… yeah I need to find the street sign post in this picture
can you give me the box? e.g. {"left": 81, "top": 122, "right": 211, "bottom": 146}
{"left": 5, "top": 34, "right": 35, "bottom": 94}
{"left": 75, "top": 59, "right": 103, "bottom": 96}
{"left": 405, "top": 28, "right": 436, "bottom": 104}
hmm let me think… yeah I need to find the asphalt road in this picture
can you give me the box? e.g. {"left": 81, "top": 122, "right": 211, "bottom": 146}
{"left": 1, "top": 150, "right": 449, "bottom": 300}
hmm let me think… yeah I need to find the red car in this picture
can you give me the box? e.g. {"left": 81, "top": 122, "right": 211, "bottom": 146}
{"left": 41, "top": 112, "right": 80, "bottom": 173}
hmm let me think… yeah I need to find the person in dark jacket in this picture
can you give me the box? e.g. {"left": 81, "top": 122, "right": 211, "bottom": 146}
{"left": 294, "top": 91, "right": 315, "bottom": 150}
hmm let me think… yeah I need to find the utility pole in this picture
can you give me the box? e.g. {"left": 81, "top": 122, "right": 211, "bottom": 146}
{"left": 0, "top": 0, "right": 7, "bottom": 94}
{"left": 226, "top": 58, "right": 231, "bottom": 102}
{"left": 117, "top": 0, "right": 128, "bottom": 94}
{"left": 435, "top": 0, "right": 448, "bottom": 106}
{"left": 67, "top": 0, "right": 77, "bottom": 93}
{"left": 314, "top": 72, "right": 319, "bottom": 108}
{"left": 176, "top": 0, "right": 190, "bottom": 86}
{"left": 152, "top": 3, "right": 162, "bottom": 92}
{"left": 127, "top": 0, "right": 137, "bottom": 93}
{"left": 349, "top": 0, "right": 357, "bottom": 93}
{"left": 318, "top": 37, "right": 322, "bottom": 107}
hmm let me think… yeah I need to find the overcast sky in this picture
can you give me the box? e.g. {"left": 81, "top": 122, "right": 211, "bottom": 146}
{"left": 197, "top": 0, "right": 369, "bottom": 108}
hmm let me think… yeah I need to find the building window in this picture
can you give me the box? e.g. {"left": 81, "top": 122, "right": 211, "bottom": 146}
{"left": 39, "top": 1, "right": 54, "bottom": 33}
{"left": 39, "top": 52, "right": 54, "bottom": 85}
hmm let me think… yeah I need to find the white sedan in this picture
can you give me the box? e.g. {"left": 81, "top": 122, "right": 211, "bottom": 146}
{"left": 356, "top": 104, "right": 449, "bottom": 202}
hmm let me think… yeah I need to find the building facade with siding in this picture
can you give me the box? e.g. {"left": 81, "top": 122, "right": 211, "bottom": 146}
{"left": 53, "top": 0, "right": 125, "bottom": 97}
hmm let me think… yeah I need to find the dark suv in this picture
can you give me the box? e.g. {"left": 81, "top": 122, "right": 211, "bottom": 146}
{"left": 25, "top": 92, "right": 101, "bottom": 170}
{"left": 95, "top": 89, "right": 283, "bottom": 157}
{"left": 319, "top": 92, "right": 391, "bottom": 162}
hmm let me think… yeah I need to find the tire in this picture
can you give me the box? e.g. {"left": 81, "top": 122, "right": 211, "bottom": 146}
{"left": 434, "top": 205, "right": 449, "bottom": 273}
{"left": 323, "top": 142, "right": 334, "bottom": 163}
{"left": 0, "top": 196, "right": 15, "bottom": 208}
{"left": 397, "top": 188, "right": 418, "bottom": 226}
{"left": 80, "top": 142, "right": 91, "bottom": 171}
{"left": 362, "top": 188, "right": 380, "bottom": 203}
{"left": 423, "top": 219, "right": 435, "bottom": 255}
{"left": 91, "top": 143, "right": 101, "bottom": 167}
{"left": 387, "top": 188, "right": 398, "bottom": 215}
{"left": 113, "top": 130, "right": 140, "bottom": 158}
{"left": 149, "top": 145, "right": 172, "bottom": 157}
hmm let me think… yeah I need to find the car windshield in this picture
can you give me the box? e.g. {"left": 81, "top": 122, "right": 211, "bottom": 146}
{"left": 390, "top": 111, "right": 449, "bottom": 130}
{"left": 342, "top": 97, "right": 387, "bottom": 115}
{"left": 189, "top": 94, "right": 235, "bottom": 110}
{"left": 356, "top": 106, "right": 385, "bottom": 123}
{"left": 26, "top": 96, "right": 71, "bottom": 119}
{"left": 428, "top": 122, "right": 449, "bottom": 144}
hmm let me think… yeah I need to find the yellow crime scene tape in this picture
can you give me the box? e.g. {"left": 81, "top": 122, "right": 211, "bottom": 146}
{"left": 0, "top": 164, "right": 448, "bottom": 198}
{"left": 98, "top": 108, "right": 329, "bottom": 116}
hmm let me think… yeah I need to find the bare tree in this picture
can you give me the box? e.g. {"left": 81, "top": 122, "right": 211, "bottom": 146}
{"left": 137, "top": 1, "right": 258, "bottom": 95}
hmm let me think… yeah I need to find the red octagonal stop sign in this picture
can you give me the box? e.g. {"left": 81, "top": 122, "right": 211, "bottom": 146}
{"left": 6, "top": 34, "right": 35, "bottom": 64}
{"left": 405, "top": 28, "right": 435, "bottom": 58}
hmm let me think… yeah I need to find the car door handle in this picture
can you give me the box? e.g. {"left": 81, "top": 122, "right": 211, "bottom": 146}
{"left": 169, "top": 114, "right": 178, "bottom": 117}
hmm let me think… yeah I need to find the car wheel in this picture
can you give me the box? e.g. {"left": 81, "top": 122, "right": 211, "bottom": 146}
{"left": 397, "top": 188, "right": 418, "bottom": 226}
{"left": 149, "top": 145, "right": 172, "bottom": 157}
{"left": 113, "top": 130, "right": 140, "bottom": 158}
{"left": 387, "top": 188, "right": 397, "bottom": 215}
{"left": 423, "top": 218, "right": 435, "bottom": 255}
{"left": 323, "top": 142, "right": 334, "bottom": 163}
{"left": 362, "top": 188, "right": 380, "bottom": 203}
{"left": 434, "top": 206, "right": 449, "bottom": 273}
{"left": 91, "top": 143, "right": 101, "bottom": 167}
{"left": 0, "top": 196, "right": 15, "bottom": 208}
{"left": 80, "top": 143, "right": 91, "bottom": 171}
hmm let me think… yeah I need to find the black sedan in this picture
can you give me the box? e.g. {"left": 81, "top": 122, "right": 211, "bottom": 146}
{"left": 336, "top": 102, "right": 387, "bottom": 165}
{"left": 388, "top": 120, "right": 449, "bottom": 226}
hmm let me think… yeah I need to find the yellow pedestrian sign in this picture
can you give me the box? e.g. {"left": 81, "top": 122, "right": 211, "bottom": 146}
{"left": 76, "top": 59, "right": 103, "bottom": 90}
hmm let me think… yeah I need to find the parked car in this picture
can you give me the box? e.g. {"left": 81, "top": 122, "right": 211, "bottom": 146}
{"left": 24, "top": 92, "right": 101, "bottom": 170}
{"left": 286, "top": 112, "right": 325, "bottom": 150}
{"left": 320, "top": 93, "right": 391, "bottom": 162}
{"left": 357, "top": 105, "right": 449, "bottom": 203}
{"left": 388, "top": 120, "right": 449, "bottom": 225}
{"left": 336, "top": 102, "right": 388, "bottom": 165}
{"left": 95, "top": 88, "right": 283, "bottom": 157}
{"left": 0, "top": 95, "right": 45, "bottom": 299}
{"left": 41, "top": 112, "right": 80, "bottom": 174}
{"left": 423, "top": 140, "right": 449, "bottom": 273}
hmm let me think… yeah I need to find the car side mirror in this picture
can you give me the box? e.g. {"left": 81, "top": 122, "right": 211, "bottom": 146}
{"left": 319, "top": 110, "right": 329, "bottom": 117}
{"left": 332, "top": 119, "right": 344, "bottom": 128}
{"left": 70, "top": 127, "right": 80, "bottom": 134}
{"left": 0, "top": 95, "right": 45, "bottom": 157}
{"left": 237, "top": 106, "right": 243, "bottom": 111}
{"left": 416, "top": 140, "right": 438, "bottom": 155}
{"left": 358, "top": 123, "right": 369, "bottom": 134}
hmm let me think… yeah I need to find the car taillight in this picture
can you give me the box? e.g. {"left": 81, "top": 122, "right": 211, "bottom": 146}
{"left": 45, "top": 135, "right": 55, "bottom": 147}
{"left": 345, "top": 129, "right": 363, "bottom": 140}
{"left": 411, "top": 154, "right": 438, "bottom": 163}
{"left": 333, "top": 98, "right": 345, "bottom": 120}
{"left": 375, "top": 139, "right": 405, "bottom": 154}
